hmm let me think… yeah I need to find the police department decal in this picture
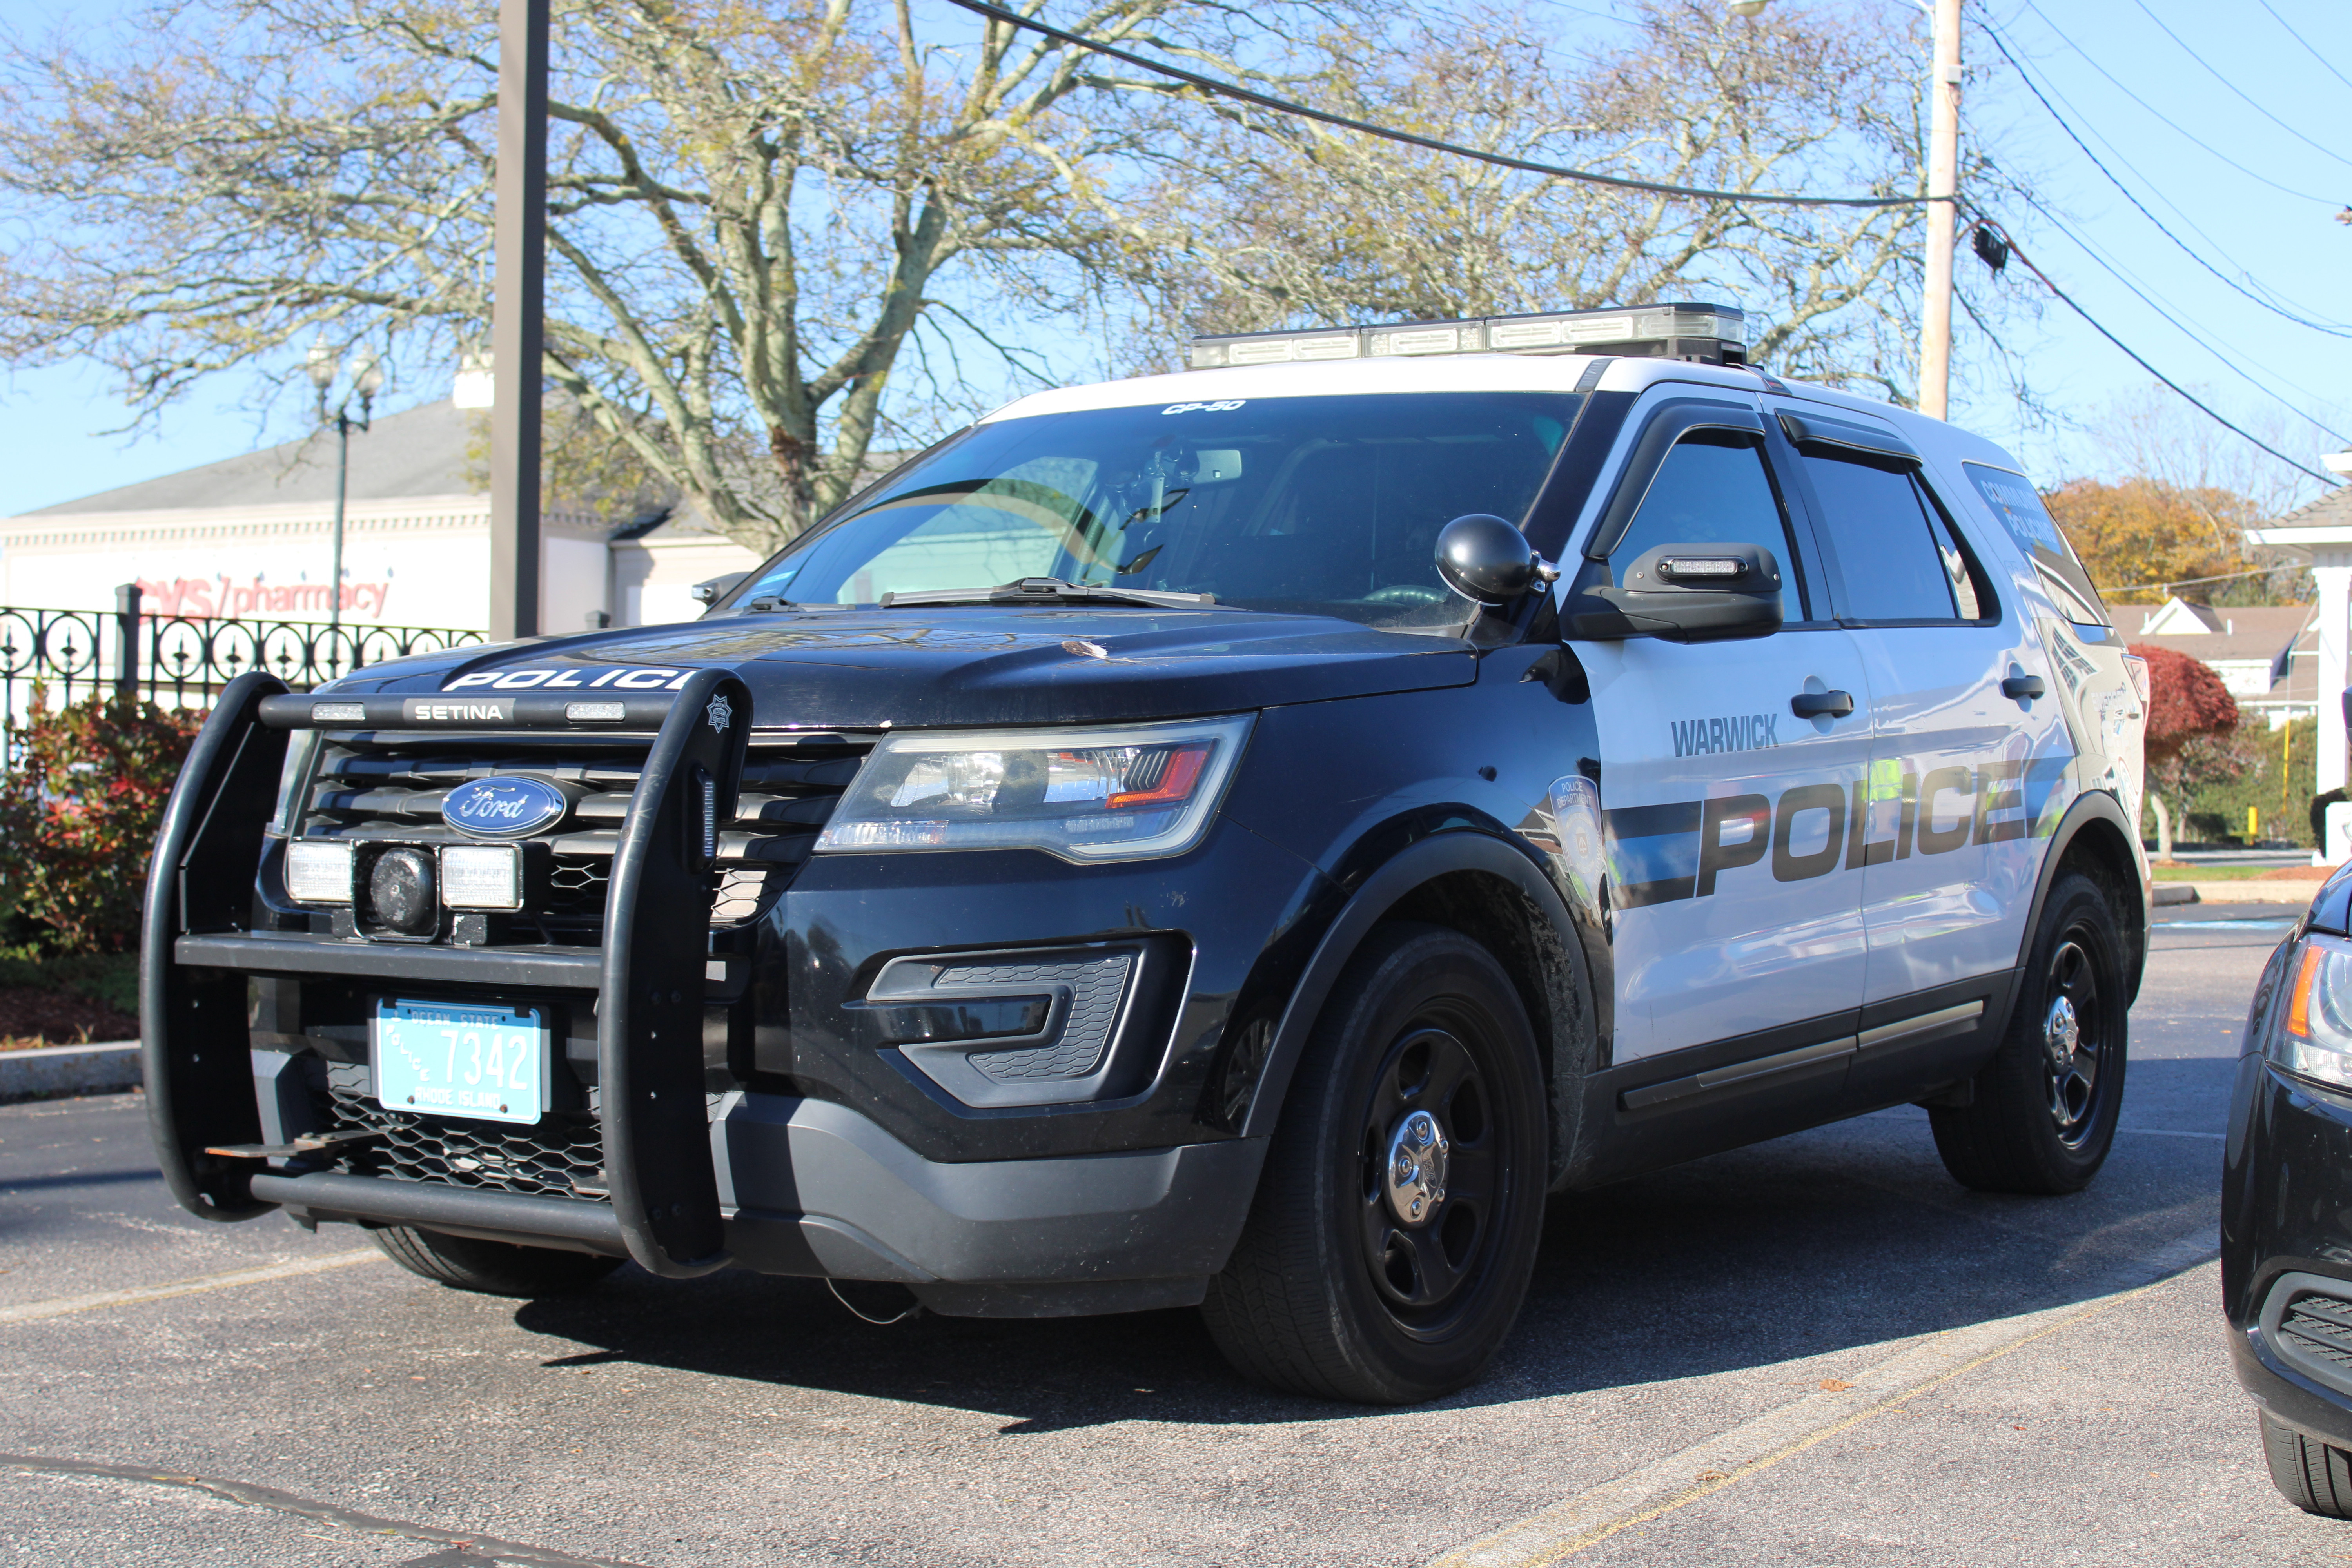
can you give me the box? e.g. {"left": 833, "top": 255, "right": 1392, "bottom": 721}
{"left": 442, "top": 665, "right": 693, "bottom": 691}
{"left": 706, "top": 693, "right": 733, "bottom": 734}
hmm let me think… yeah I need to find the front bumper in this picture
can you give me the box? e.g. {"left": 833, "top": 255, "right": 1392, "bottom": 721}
{"left": 2224, "top": 1050, "right": 2352, "bottom": 1448}
{"left": 249, "top": 1084, "right": 1265, "bottom": 1316}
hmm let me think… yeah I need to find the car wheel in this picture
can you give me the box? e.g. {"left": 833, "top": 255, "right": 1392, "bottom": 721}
{"left": 1929, "top": 868, "right": 2127, "bottom": 1194}
{"left": 371, "top": 1225, "right": 623, "bottom": 1297}
{"left": 1201, "top": 922, "right": 1548, "bottom": 1404}
{"left": 2263, "top": 1411, "right": 2352, "bottom": 1517}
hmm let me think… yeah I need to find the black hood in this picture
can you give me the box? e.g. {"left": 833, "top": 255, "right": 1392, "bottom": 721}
{"left": 330, "top": 607, "right": 1475, "bottom": 728}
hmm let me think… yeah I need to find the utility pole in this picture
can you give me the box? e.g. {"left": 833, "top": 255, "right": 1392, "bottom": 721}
{"left": 1918, "top": 0, "right": 1962, "bottom": 421}
{"left": 489, "top": 0, "right": 549, "bottom": 641}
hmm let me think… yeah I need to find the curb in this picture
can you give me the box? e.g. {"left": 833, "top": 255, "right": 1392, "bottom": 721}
{"left": 2151, "top": 884, "right": 2198, "bottom": 906}
{"left": 0, "top": 1040, "right": 141, "bottom": 1104}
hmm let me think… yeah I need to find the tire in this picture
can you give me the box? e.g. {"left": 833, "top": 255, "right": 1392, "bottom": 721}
{"left": 2263, "top": 1411, "right": 2352, "bottom": 1518}
{"left": 1201, "top": 922, "right": 1548, "bottom": 1404}
{"left": 1930, "top": 869, "right": 2127, "bottom": 1194}
{"left": 370, "top": 1225, "right": 623, "bottom": 1297}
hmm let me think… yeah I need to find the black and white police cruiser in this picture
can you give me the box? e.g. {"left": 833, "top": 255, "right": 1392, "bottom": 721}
{"left": 143, "top": 301, "right": 2150, "bottom": 1403}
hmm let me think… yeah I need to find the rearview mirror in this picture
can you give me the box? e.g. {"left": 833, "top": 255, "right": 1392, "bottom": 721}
{"left": 1562, "top": 542, "right": 1784, "bottom": 643}
{"left": 1436, "top": 514, "right": 1558, "bottom": 606}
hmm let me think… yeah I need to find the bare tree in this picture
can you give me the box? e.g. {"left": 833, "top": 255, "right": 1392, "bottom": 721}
{"left": 1118, "top": 0, "right": 2008, "bottom": 399}
{"left": 0, "top": 0, "right": 1281, "bottom": 554}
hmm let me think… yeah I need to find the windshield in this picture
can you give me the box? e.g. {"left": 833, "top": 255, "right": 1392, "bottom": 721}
{"left": 726, "top": 392, "right": 1583, "bottom": 630}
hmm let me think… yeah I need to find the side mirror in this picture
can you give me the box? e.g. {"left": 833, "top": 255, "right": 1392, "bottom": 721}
{"left": 1563, "top": 542, "right": 1784, "bottom": 643}
{"left": 1437, "top": 514, "right": 1559, "bottom": 606}
{"left": 691, "top": 572, "right": 750, "bottom": 607}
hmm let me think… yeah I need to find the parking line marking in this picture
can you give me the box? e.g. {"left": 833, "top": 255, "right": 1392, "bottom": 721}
{"left": 1426, "top": 1233, "right": 2218, "bottom": 1568}
{"left": 1, "top": 1454, "right": 646, "bottom": 1568}
{"left": 0, "top": 1249, "right": 384, "bottom": 1325}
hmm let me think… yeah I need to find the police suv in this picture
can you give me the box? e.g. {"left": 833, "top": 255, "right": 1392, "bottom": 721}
{"left": 144, "top": 301, "right": 2149, "bottom": 1404}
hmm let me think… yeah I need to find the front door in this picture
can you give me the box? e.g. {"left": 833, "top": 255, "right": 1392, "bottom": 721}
{"left": 1574, "top": 396, "right": 1872, "bottom": 1065}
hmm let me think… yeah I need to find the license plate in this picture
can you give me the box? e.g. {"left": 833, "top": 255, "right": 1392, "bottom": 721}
{"left": 374, "top": 1000, "right": 550, "bottom": 1126}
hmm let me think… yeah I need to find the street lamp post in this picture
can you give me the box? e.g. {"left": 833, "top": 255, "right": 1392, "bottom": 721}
{"left": 307, "top": 340, "right": 385, "bottom": 645}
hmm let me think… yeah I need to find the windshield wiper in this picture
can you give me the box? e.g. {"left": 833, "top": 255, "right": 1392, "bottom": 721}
{"left": 879, "top": 577, "right": 1216, "bottom": 610}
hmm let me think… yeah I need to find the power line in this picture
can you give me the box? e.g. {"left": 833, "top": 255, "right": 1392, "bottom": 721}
{"left": 1971, "top": 215, "right": 2341, "bottom": 486}
{"left": 2127, "top": 0, "right": 2352, "bottom": 174}
{"left": 942, "top": 0, "right": 1936, "bottom": 209}
{"left": 2255, "top": 0, "right": 2352, "bottom": 98}
{"left": 1984, "top": 16, "right": 2352, "bottom": 339}
{"left": 2014, "top": 0, "right": 2342, "bottom": 207}
{"left": 2017, "top": 190, "right": 2352, "bottom": 442}
{"left": 2099, "top": 563, "right": 2305, "bottom": 594}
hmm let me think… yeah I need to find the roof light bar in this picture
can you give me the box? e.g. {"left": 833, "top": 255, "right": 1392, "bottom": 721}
{"left": 1188, "top": 301, "right": 1746, "bottom": 370}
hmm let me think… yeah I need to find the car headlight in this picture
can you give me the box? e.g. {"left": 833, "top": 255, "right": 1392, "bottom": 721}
{"left": 814, "top": 715, "right": 1254, "bottom": 862}
{"left": 2274, "top": 933, "right": 2352, "bottom": 1091}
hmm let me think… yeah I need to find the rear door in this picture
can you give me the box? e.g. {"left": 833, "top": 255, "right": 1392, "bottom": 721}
{"left": 1769, "top": 403, "right": 2069, "bottom": 1087}
{"left": 1572, "top": 390, "right": 1872, "bottom": 1067}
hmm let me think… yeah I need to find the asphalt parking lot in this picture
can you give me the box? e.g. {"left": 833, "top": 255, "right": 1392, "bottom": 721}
{"left": 2, "top": 904, "right": 2344, "bottom": 1567}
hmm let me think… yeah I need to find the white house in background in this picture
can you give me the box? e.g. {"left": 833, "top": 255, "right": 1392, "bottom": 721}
{"left": 2124, "top": 597, "right": 2319, "bottom": 726}
{"left": 0, "top": 400, "right": 768, "bottom": 632}
{"left": 2247, "top": 482, "right": 2352, "bottom": 799}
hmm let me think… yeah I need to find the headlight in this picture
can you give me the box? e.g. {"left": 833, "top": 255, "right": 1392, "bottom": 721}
{"left": 440, "top": 844, "right": 524, "bottom": 910}
{"left": 285, "top": 840, "right": 354, "bottom": 904}
{"left": 2274, "top": 934, "right": 2352, "bottom": 1091}
{"left": 815, "top": 715, "right": 1253, "bottom": 862}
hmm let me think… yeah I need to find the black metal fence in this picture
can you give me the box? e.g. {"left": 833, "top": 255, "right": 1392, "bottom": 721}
{"left": 0, "top": 584, "right": 486, "bottom": 731}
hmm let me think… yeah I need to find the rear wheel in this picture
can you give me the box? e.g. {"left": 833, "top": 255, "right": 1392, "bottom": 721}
{"left": 1201, "top": 923, "right": 1548, "bottom": 1404}
{"left": 2263, "top": 1411, "right": 2352, "bottom": 1518}
{"left": 1930, "top": 869, "right": 2127, "bottom": 1195}
{"left": 371, "top": 1225, "right": 622, "bottom": 1297}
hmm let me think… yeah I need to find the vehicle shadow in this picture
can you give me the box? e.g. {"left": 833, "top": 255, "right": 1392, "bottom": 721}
{"left": 511, "top": 1054, "right": 2229, "bottom": 1430}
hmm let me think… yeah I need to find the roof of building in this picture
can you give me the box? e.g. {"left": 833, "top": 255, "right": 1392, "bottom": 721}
{"left": 25, "top": 400, "right": 481, "bottom": 516}
{"left": 2261, "top": 483, "right": 2352, "bottom": 533}
{"left": 2124, "top": 599, "right": 2313, "bottom": 665}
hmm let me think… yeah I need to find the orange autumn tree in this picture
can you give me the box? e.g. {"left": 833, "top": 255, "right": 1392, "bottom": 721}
{"left": 2048, "top": 479, "right": 2266, "bottom": 605}
{"left": 2129, "top": 643, "right": 2241, "bottom": 858}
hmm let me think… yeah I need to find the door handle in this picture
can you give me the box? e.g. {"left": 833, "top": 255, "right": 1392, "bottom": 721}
{"left": 1789, "top": 689, "right": 1855, "bottom": 719}
{"left": 2002, "top": 674, "right": 2046, "bottom": 701}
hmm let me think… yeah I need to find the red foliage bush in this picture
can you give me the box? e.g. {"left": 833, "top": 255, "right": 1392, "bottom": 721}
{"left": 2127, "top": 642, "right": 2239, "bottom": 754}
{"left": 0, "top": 688, "right": 205, "bottom": 953}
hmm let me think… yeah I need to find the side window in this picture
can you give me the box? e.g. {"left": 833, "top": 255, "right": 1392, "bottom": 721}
{"left": 1800, "top": 452, "right": 1983, "bottom": 623}
{"left": 1963, "top": 461, "right": 2112, "bottom": 628}
{"left": 1612, "top": 434, "right": 1803, "bottom": 622}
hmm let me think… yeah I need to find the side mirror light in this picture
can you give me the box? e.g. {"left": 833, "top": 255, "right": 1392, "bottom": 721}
{"left": 1436, "top": 514, "right": 1560, "bottom": 607}
{"left": 1563, "top": 541, "right": 1784, "bottom": 643}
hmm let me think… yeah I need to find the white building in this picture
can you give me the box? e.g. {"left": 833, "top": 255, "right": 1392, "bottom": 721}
{"left": 2248, "top": 483, "right": 2352, "bottom": 797}
{"left": 2124, "top": 597, "right": 2318, "bottom": 726}
{"left": 0, "top": 401, "right": 768, "bottom": 632}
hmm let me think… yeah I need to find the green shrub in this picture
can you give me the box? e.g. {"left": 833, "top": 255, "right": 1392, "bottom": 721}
{"left": 0, "top": 688, "right": 205, "bottom": 954}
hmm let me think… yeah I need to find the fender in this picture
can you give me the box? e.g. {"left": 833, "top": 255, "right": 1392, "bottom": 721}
{"left": 1238, "top": 829, "right": 1592, "bottom": 1156}
{"left": 2013, "top": 787, "right": 2148, "bottom": 1015}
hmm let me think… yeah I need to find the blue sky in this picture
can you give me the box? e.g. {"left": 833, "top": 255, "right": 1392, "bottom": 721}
{"left": 0, "top": 0, "right": 2345, "bottom": 517}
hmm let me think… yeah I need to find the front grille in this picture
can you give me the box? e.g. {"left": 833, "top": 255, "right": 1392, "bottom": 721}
{"left": 296, "top": 735, "right": 871, "bottom": 933}
{"left": 322, "top": 1083, "right": 608, "bottom": 1201}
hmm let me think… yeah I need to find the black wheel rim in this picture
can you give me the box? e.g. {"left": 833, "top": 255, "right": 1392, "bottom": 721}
{"left": 2041, "top": 928, "right": 2109, "bottom": 1148}
{"left": 1354, "top": 1015, "right": 1512, "bottom": 1338}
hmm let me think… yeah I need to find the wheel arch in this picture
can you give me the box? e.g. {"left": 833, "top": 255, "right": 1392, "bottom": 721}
{"left": 1237, "top": 831, "right": 1599, "bottom": 1189}
{"left": 2018, "top": 789, "right": 2148, "bottom": 1013}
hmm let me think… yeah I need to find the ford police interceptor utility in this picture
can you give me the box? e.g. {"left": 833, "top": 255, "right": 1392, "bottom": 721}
{"left": 143, "top": 301, "right": 2149, "bottom": 1404}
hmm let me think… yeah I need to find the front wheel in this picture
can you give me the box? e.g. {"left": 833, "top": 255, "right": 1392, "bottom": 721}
{"left": 371, "top": 1225, "right": 623, "bottom": 1297}
{"left": 2263, "top": 1412, "right": 2352, "bottom": 1517}
{"left": 1930, "top": 869, "right": 2127, "bottom": 1194}
{"left": 1201, "top": 923, "right": 1548, "bottom": 1404}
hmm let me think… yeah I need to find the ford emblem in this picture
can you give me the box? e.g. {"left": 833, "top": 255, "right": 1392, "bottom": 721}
{"left": 442, "top": 776, "right": 568, "bottom": 840}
